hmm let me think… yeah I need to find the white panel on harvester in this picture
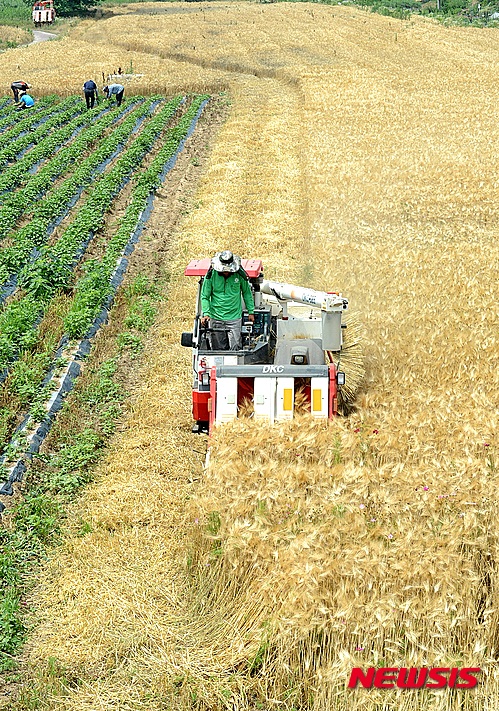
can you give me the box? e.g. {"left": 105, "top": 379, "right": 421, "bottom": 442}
{"left": 254, "top": 377, "right": 277, "bottom": 423}
{"left": 215, "top": 377, "right": 238, "bottom": 423}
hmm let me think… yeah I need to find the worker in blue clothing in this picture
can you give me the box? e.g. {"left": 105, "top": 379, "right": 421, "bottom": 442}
{"left": 82, "top": 79, "right": 98, "bottom": 109}
{"left": 15, "top": 91, "right": 35, "bottom": 111}
{"left": 103, "top": 83, "right": 124, "bottom": 107}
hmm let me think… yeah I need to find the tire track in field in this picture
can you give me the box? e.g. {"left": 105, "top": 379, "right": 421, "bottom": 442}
{"left": 113, "top": 38, "right": 314, "bottom": 266}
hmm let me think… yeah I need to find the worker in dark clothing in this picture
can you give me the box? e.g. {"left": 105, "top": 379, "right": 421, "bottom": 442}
{"left": 82, "top": 79, "right": 98, "bottom": 109}
{"left": 201, "top": 251, "right": 255, "bottom": 350}
{"left": 11, "top": 81, "right": 30, "bottom": 103}
{"left": 103, "top": 83, "right": 124, "bottom": 107}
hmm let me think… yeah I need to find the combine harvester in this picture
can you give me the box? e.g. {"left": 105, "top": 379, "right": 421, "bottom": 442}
{"left": 182, "top": 258, "right": 362, "bottom": 434}
{"left": 32, "top": 0, "right": 56, "bottom": 27}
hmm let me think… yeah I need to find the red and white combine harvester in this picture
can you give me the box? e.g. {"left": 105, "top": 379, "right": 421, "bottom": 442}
{"left": 182, "top": 259, "right": 348, "bottom": 434}
{"left": 32, "top": 0, "right": 56, "bottom": 26}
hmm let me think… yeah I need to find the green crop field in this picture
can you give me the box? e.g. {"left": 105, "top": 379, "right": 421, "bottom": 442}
{"left": 0, "top": 0, "right": 30, "bottom": 27}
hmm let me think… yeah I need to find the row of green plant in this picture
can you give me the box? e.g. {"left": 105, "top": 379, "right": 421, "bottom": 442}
{"left": 0, "top": 95, "right": 79, "bottom": 153}
{"left": 66, "top": 95, "right": 208, "bottom": 338}
{"left": 0, "top": 95, "right": 58, "bottom": 135}
{"left": 0, "top": 99, "right": 88, "bottom": 191}
{"left": 0, "top": 298, "right": 67, "bottom": 448}
{"left": 0, "top": 98, "right": 164, "bottom": 290}
{"left": 0, "top": 96, "right": 183, "bottom": 373}
{"left": 0, "top": 273, "right": 162, "bottom": 675}
{"left": 0, "top": 96, "right": 189, "bottom": 461}
{"left": 0, "top": 104, "right": 17, "bottom": 126}
{"left": 0, "top": 100, "right": 84, "bottom": 166}
{"left": 0, "top": 97, "right": 145, "bottom": 243}
{"left": 0, "top": 100, "right": 160, "bottom": 441}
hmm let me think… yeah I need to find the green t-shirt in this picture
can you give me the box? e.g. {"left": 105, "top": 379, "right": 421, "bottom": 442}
{"left": 201, "top": 269, "right": 255, "bottom": 320}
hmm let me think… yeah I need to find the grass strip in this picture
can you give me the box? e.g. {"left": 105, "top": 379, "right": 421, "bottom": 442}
{"left": 0, "top": 274, "right": 162, "bottom": 674}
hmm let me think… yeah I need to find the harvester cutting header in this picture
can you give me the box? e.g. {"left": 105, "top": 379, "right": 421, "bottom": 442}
{"left": 182, "top": 252, "right": 361, "bottom": 434}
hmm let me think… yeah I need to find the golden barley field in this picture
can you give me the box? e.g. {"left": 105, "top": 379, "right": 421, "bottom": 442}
{"left": 1, "top": 2, "right": 499, "bottom": 709}
{"left": 0, "top": 26, "right": 31, "bottom": 46}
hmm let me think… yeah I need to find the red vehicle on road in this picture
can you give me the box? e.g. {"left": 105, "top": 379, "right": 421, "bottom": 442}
{"left": 32, "top": 0, "right": 56, "bottom": 27}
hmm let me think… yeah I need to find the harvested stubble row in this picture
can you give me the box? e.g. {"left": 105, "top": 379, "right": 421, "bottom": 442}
{"left": 2, "top": 2, "right": 499, "bottom": 710}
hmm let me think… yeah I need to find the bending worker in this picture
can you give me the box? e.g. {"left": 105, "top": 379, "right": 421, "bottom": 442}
{"left": 82, "top": 79, "right": 98, "bottom": 109}
{"left": 11, "top": 80, "right": 30, "bottom": 103}
{"left": 200, "top": 250, "right": 255, "bottom": 350}
{"left": 103, "top": 83, "right": 124, "bottom": 107}
{"left": 15, "top": 91, "right": 35, "bottom": 111}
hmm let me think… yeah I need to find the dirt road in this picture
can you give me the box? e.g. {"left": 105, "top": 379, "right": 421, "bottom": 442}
{"left": 31, "top": 30, "right": 57, "bottom": 43}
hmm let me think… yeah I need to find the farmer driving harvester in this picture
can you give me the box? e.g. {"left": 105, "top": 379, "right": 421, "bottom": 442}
{"left": 200, "top": 250, "right": 255, "bottom": 350}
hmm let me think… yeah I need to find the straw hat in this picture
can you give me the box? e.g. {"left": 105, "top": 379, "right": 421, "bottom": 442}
{"left": 211, "top": 250, "right": 241, "bottom": 273}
